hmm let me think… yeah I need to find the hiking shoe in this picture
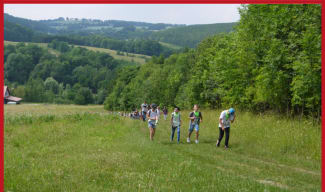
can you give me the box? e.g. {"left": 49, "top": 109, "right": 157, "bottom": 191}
{"left": 224, "top": 146, "right": 229, "bottom": 149}
{"left": 216, "top": 140, "right": 220, "bottom": 147}
{"left": 195, "top": 140, "right": 199, "bottom": 144}
{"left": 187, "top": 138, "right": 190, "bottom": 143}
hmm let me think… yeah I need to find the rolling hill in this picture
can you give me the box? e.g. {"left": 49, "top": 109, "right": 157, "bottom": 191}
{"left": 149, "top": 22, "right": 236, "bottom": 48}
{"left": 4, "top": 13, "right": 236, "bottom": 48}
{"left": 4, "top": 40, "right": 151, "bottom": 64}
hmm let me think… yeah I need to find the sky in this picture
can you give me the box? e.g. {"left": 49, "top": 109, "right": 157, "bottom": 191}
{"left": 4, "top": 4, "right": 241, "bottom": 25}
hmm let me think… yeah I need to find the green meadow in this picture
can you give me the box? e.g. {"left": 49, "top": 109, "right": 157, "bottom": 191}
{"left": 4, "top": 104, "right": 321, "bottom": 191}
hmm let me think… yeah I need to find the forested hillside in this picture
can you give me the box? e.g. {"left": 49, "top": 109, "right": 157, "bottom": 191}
{"left": 4, "top": 13, "right": 182, "bottom": 36}
{"left": 4, "top": 42, "right": 137, "bottom": 105}
{"left": 4, "top": 13, "right": 235, "bottom": 49}
{"left": 149, "top": 22, "right": 236, "bottom": 48}
{"left": 104, "top": 4, "right": 321, "bottom": 118}
{"left": 4, "top": 21, "right": 175, "bottom": 57}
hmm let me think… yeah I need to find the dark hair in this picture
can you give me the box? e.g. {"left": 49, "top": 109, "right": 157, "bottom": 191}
{"left": 174, "top": 106, "right": 180, "bottom": 111}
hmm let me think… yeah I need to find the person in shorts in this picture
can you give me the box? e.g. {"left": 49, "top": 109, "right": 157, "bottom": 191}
{"left": 147, "top": 103, "right": 159, "bottom": 141}
{"left": 187, "top": 104, "right": 202, "bottom": 144}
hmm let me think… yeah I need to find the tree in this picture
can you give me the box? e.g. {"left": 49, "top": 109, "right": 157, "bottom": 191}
{"left": 44, "top": 77, "right": 59, "bottom": 94}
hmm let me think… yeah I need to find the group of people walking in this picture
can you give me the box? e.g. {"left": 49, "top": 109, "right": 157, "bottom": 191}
{"left": 133, "top": 101, "right": 236, "bottom": 148}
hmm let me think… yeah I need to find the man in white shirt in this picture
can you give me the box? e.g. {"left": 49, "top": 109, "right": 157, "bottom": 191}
{"left": 217, "top": 108, "right": 235, "bottom": 149}
{"left": 141, "top": 101, "right": 148, "bottom": 122}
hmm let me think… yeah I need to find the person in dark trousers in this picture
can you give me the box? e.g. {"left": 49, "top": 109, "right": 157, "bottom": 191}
{"left": 141, "top": 101, "right": 148, "bottom": 122}
{"left": 170, "top": 107, "right": 182, "bottom": 143}
{"left": 217, "top": 108, "right": 236, "bottom": 149}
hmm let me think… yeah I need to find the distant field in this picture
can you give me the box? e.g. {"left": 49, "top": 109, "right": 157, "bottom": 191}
{"left": 4, "top": 41, "right": 60, "bottom": 56}
{"left": 159, "top": 41, "right": 182, "bottom": 50}
{"left": 4, "top": 104, "right": 321, "bottom": 191}
{"left": 4, "top": 41, "right": 151, "bottom": 64}
{"left": 78, "top": 45, "right": 151, "bottom": 64}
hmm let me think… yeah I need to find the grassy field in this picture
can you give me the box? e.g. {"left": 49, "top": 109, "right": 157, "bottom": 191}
{"left": 159, "top": 41, "right": 182, "bottom": 50}
{"left": 4, "top": 104, "right": 321, "bottom": 191}
{"left": 4, "top": 41, "right": 151, "bottom": 64}
{"left": 77, "top": 45, "right": 151, "bottom": 64}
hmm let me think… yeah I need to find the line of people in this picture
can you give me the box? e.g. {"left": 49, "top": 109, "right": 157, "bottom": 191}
{"left": 130, "top": 101, "right": 236, "bottom": 148}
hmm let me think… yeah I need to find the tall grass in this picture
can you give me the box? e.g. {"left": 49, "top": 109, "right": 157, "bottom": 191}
{"left": 4, "top": 105, "right": 321, "bottom": 191}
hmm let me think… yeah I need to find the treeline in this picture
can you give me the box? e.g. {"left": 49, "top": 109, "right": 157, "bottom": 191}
{"left": 4, "top": 13, "right": 182, "bottom": 36}
{"left": 41, "top": 35, "right": 174, "bottom": 56}
{"left": 104, "top": 4, "right": 321, "bottom": 118}
{"left": 4, "top": 42, "right": 134, "bottom": 105}
{"left": 4, "top": 21, "right": 175, "bottom": 56}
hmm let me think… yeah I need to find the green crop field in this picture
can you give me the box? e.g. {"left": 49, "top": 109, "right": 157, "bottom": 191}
{"left": 4, "top": 104, "right": 321, "bottom": 191}
{"left": 4, "top": 41, "right": 151, "bottom": 64}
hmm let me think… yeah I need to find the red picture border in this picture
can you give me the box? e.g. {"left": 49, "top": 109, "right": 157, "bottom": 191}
{"left": 0, "top": 1, "right": 323, "bottom": 191}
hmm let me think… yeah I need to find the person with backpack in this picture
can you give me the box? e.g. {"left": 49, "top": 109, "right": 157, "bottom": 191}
{"left": 141, "top": 101, "right": 148, "bottom": 122}
{"left": 216, "top": 108, "right": 236, "bottom": 149}
{"left": 147, "top": 103, "right": 159, "bottom": 141}
{"left": 163, "top": 107, "right": 168, "bottom": 120}
{"left": 187, "top": 104, "right": 203, "bottom": 144}
{"left": 170, "top": 107, "right": 182, "bottom": 143}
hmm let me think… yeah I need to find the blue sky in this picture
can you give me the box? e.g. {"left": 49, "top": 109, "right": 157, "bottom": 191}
{"left": 4, "top": 4, "right": 241, "bottom": 25}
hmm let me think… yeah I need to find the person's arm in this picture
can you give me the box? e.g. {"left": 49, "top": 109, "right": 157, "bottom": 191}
{"left": 189, "top": 112, "right": 194, "bottom": 120}
{"left": 200, "top": 112, "right": 203, "bottom": 122}
{"left": 170, "top": 114, "right": 173, "bottom": 125}
{"left": 231, "top": 114, "right": 236, "bottom": 123}
{"left": 219, "top": 118, "right": 225, "bottom": 131}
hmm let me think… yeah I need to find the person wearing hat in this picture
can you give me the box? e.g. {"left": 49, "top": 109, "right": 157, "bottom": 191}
{"left": 216, "top": 108, "right": 236, "bottom": 149}
{"left": 147, "top": 103, "right": 159, "bottom": 141}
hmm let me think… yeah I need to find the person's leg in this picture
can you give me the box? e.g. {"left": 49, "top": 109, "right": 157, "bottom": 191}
{"left": 225, "top": 127, "right": 230, "bottom": 147}
{"left": 171, "top": 126, "right": 176, "bottom": 141}
{"left": 177, "top": 126, "right": 180, "bottom": 143}
{"left": 188, "top": 124, "right": 194, "bottom": 138}
{"left": 149, "top": 127, "right": 153, "bottom": 140}
{"left": 143, "top": 112, "right": 146, "bottom": 122}
{"left": 195, "top": 124, "right": 199, "bottom": 142}
{"left": 152, "top": 127, "right": 156, "bottom": 138}
{"left": 217, "top": 127, "right": 224, "bottom": 146}
{"left": 187, "top": 123, "right": 194, "bottom": 142}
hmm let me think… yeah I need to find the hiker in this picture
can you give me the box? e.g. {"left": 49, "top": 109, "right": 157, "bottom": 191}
{"left": 163, "top": 107, "right": 168, "bottom": 120}
{"left": 147, "top": 103, "right": 159, "bottom": 141}
{"left": 133, "top": 109, "right": 140, "bottom": 119}
{"left": 141, "top": 101, "right": 148, "bottom": 122}
{"left": 216, "top": 108, "right": 235, "bottom": 149}
{"left": 171, "top": 107, "right": 182, "bottom": 143}
{"left": 187, "top": 104, "right": 203, "bottom": 144}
